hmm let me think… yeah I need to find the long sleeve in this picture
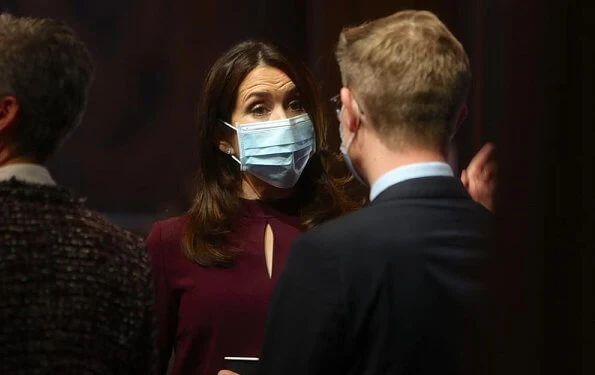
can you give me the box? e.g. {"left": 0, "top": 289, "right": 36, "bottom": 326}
{"left": 146, "top": 223, "right": 178, "bottom": 375}
{"left": 258, "top": 234, "right": 347, "bottom": 375}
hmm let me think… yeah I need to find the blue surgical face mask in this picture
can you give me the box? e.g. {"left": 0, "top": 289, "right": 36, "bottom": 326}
{"left": 338, "top": 107, "right": 367, "bottom": 186}
{"left": 220, "top": 113, "right": 316, "bottom": 189}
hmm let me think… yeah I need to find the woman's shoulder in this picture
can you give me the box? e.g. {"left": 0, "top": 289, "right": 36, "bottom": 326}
{"left": 146, "top": 215, "right": 189, "bottom": 253}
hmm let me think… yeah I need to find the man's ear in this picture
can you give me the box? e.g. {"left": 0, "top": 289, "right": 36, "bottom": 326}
{"left": 0, "top": 95, "right": 19, "bottom": 134}
{"left": 340, "top": 87, "right": 361, "bottom": 133}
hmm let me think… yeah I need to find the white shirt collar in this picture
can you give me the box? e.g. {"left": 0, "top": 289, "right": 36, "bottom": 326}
{"left": 370, "top": 162, "right": 454, "bottom": 201}
{"left": 0, "top": 163, "right": 56, "bottom": 186}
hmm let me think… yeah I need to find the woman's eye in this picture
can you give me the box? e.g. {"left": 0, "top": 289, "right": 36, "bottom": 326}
{"left": 287, "top": 99, "right": 305, "bottom": 112}
{"left": 250, "top": 104, "right": 268, "bottom": 116}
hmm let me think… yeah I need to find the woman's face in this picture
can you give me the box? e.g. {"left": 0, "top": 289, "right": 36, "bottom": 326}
{"left": 221, "top": 65, "right": 306, "bottom": 154}
{"left": 220, "top": 65, "right": 310, "bottom": 197}
{"left": 231, "top": 65, "right": 305, "bottom": 125}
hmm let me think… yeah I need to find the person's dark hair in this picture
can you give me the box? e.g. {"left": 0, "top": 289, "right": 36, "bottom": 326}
{"left": 184, "top": 40, "right": 362, "bottom": 267}
{"left": 0, "top": 13, "right": 94, "bottom": 161}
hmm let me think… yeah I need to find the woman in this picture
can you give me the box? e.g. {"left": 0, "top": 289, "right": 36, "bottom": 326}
{"left": 147, "top": 40, "right": 360, "bottom": 375}
{"left": 147, "top": 40, "right": 496, "bottom": 375}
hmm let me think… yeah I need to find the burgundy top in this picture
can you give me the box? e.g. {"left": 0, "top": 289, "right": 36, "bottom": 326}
{"left": 146, "top": 199, "right": 303, "bottom": 375}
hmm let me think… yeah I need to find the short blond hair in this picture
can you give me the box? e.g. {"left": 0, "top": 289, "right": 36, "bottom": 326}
{"left": 336, "top": 10, "right": 470, "bottom": 151}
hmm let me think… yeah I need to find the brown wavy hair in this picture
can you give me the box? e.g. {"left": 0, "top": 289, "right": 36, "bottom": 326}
{"left": 183, "top": 40, "right": 363, "bottom": 267}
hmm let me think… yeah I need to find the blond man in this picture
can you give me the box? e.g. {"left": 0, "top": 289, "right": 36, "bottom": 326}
{"left": 258, "top": 10, "right": 492, "bottom": 375}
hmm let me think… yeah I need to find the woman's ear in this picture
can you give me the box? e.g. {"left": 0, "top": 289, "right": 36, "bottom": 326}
{"left": 217, "top": 140, "right": 234, "bottom": 155}
{"left": 213, "top": 121, "right": 237, "bottom": 155}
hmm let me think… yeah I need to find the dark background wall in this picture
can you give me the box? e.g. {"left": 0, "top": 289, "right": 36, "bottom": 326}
{"left": 0, "top": 0, "right": 488, "bottom": 219}
{"left": 1, "top": 1, "right": 591, "bottom": 374}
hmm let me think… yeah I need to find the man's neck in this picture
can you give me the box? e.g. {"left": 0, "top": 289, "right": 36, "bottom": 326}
{"left": 364, "top": 146, "right": 447, "bottom": 187}
{"left": 0, "top": 148, "right": 37, "bottom": 168}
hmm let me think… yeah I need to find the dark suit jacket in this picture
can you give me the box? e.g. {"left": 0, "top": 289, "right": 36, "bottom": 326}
{"left": 259, "top": 176, "right": 492, "bottom": 375}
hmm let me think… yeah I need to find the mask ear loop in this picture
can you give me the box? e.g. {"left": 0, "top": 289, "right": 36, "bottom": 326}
{"left": 219, "top": 120, "right": 264, "bottom": 199}
{"left": 220, "top": 119, "right": 236, "bottom": 131}
{"left": 219, "top": 120, "right": 242, "bottom": 165}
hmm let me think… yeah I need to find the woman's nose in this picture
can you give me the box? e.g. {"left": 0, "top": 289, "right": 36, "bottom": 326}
{"left": 268, "top": 106, "right": 289, "bottom": 121}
